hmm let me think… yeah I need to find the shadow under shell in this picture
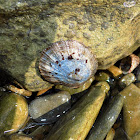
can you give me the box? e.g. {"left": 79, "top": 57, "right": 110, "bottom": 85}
{"left": 39, "top": 40, "right": 98, "bottom": 88}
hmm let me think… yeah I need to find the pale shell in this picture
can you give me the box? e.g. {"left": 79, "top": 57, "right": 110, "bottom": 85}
{"left": 39, "top": 40, "right": 98, "bottom": 88}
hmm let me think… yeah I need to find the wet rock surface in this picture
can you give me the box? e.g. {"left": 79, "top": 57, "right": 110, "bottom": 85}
{"left": 114, "top": 127, "right": 127, "bottom": 140}
{"left": 55, "top": 77, "right": 94, "bottom": 95}
{"left": 86, "top": 94, "right": 124, "bottom": 140}
{"left": 134, "top": 64, "right": 140, "bottom": 81}
{"left": 0, "top": 0, "right": 139, "bottom": 91}
{"left": 105, "top": 128, "right": 115, "bottom": 140}
{"left": 119, "top": 73, "right": 136, "bottom": 89}
{"left": 0, "top": 53, "right": 139, "bottom": 139}
{"left": 0, "top": 1, "right": 139, "bottom": 139}
{"left": 120, "top": 83, "right": 140, "bottom": 139}
{"left": 45, "top": 85, "right": 108, "bottom": 140}
{"left": 0, "top": 92, "right": 28, "bottom": 136}
{"left": 10, "top": 134, "right": 32, "bottom": 140}
{"left": 29, "top": 91, "right": 71, "bottom": 123}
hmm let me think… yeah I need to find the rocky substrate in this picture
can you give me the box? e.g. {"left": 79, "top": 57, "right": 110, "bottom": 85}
{"left": 0, "top": 0, "right": 139, "bottom": 91}
{"left": 0, "top": 49, "right": 140, "bottom": 140}
{"left": 0, "top": 0, "right": 140, "bottom": 140}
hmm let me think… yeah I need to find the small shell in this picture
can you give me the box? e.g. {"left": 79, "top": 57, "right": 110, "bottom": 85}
{"left": 39, "top": 40, "right": 98, "bottom": 88}
{"left": 120, "top": 54, "right": 140, "bottom": 74}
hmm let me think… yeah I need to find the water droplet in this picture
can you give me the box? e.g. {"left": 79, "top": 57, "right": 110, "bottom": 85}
{"left": 57, "top": 114, "right": 60, "bottom": 117}
{"left": 41, "top": 119, "right": 46, "bottom": 122}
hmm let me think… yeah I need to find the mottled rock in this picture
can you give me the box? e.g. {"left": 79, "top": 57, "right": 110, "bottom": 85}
{"left": 0, "top": 92, "right": 28, "bottom": 136}
{"left": 29, "top": 91, "right": 71, "bottom": 123}
{"left": 120, "top": 84, "right": 140, "bottom": 139}
{"left": 0, "top": 0, "right": 139, "bottom": 91}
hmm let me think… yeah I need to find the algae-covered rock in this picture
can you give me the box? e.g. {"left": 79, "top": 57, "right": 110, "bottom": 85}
{"left": 120, "top": 84, "right": 140, "bottom": 139}
{"left": 45, "top": 85, "right": 108, "bottom": 140}
{"left": 0, "top": 92, "right": 28, "bottom": 136}
{"left": 0, "top": 0, "right": 139, "bottom": 91}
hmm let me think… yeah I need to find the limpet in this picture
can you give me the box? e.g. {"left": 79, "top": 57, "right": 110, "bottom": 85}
{"left": 39, "top": 40, "right": 98, "bottom": 88}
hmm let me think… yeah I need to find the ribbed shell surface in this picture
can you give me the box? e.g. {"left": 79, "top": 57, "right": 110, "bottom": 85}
{"left": 39, "top": 40, "right": 98, "bottom": 88}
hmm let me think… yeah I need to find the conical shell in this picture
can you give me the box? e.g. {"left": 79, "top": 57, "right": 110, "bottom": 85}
{"left": 39, "top": 40, "right": 98, "bottom": 88}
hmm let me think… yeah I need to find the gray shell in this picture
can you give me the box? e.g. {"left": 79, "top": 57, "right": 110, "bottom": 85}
{"left": 39, "top": 40, "right": 98, "bottom": 88}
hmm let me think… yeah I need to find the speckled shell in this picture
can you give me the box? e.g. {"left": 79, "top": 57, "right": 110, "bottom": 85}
{"left": 39, "top": 40, "right": 98, "bottom": 88}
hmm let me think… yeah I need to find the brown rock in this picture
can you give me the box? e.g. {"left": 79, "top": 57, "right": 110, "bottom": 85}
{"left": 120, "top": 84, "right": 140, "bottom": 139}
{"left": 0, "top": 0, "right": 139, "bottom": 91}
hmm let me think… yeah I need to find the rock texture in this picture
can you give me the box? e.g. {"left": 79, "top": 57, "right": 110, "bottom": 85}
{"left": 86, "top": 94, "right": 124, "bottom": 140}
{"left": 0, "top": 0, "right": 139, "bottom": 91}
{"left": 29, "top": 91, "right": 71, "bottom": 123}
{"left": 45, "top": 85, "right": 107, "bottom": 140}
{"left": 0, "top": 92, "right": 28, "bottom": 136}
{"left": 120, "top": 84, "right": 140, "bottom": 139}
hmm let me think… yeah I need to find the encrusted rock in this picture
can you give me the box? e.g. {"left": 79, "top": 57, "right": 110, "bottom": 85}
{"left": 0, "top": 0, "right": 139, "bottom": 91}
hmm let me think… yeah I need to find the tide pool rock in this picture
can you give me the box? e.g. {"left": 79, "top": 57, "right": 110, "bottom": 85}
{"left": 10, "top": 134, "right": 32, "bottom": 140}
{"left": 55, "top": 77, "right": 94, "bottom": 95}
{"left": 105, "top": 128, "right": 115, "bottom": 140}
{"left": 134, "top": 64, "right": 140, "bottom": 81}
{"left": 119, "top": 73, "right": 136, "bottom": 89}
{"left": 46, "top": 85, "right": 108, "bottom": 140}
{"left": 0, "top": 0, "right": 139, "bottom": 91}
{"left": 95, "top": 81, "right": 110, "bottom": 95}
{"left": 114, "top": 127, "right": 127, "bottom": 140}
{"left": 120, "top": 84, "right": 140, "bottom": 139}
{"left": 0, "top": 92, "right": 28, "bottom": 136}
{"left": 29, "top": 91, "right": 71, "bottom": 123}
{"left": 86, "top": 94, "right": 124, "bottom": 140}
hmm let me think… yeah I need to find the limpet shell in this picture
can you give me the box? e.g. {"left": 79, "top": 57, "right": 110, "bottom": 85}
{"left": 39, "top": 40, "right": 98, "bottom": 88}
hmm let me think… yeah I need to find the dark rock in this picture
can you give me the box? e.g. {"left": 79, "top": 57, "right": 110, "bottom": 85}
{"left": 29, "top": 91, "right": 71, "bottom": 123}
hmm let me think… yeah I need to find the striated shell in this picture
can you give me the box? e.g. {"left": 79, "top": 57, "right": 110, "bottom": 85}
{"left": 39, "top": 40, "right": 98, "bottom": 88}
